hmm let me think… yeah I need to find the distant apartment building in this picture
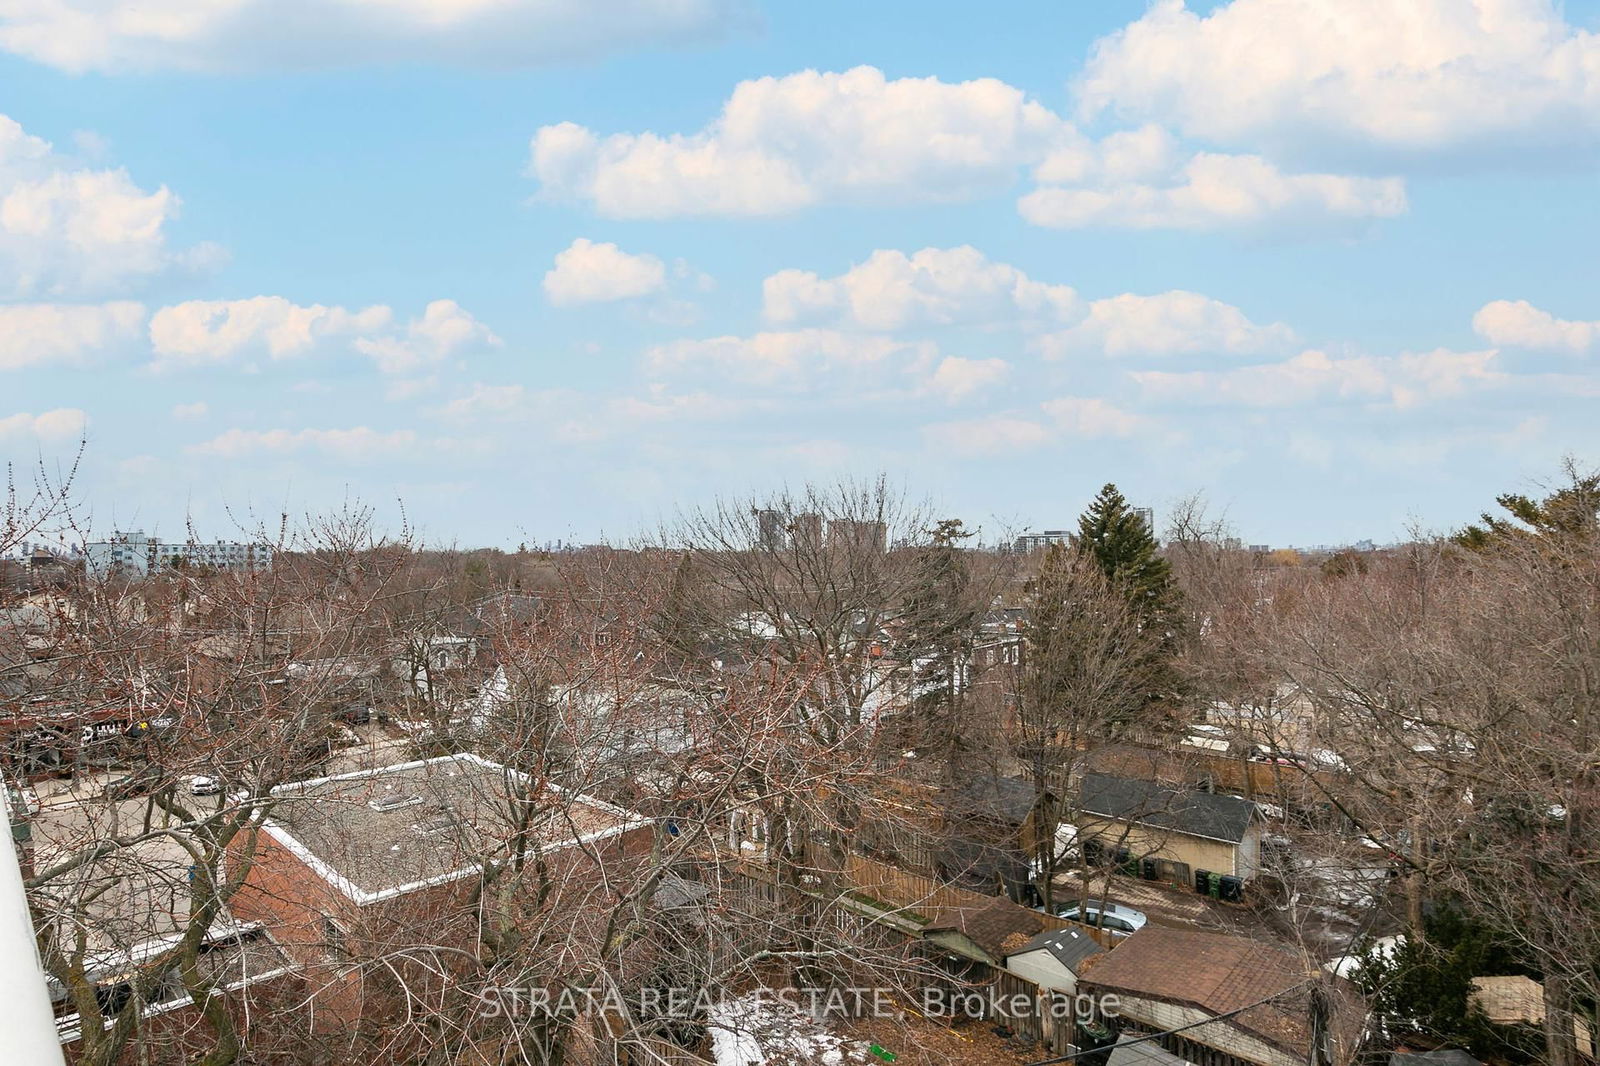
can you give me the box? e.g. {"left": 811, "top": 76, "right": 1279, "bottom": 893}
{"left": 1013, "top": 529, "right": 1073, "bottom": 553}
{"left": 755, "top": 508, "right": 786, "bottom": 552}
{"left": 826, "top": 518, "right": 888, "bottom": 554}
{"left": 1015, "top": 508, "right": 1155, "bottom": 553}
{"left": 84, "top": 531, "right": 274, "bottom": 578}
{"left": 791, "top": 511, "right": 823, "bottom": 549}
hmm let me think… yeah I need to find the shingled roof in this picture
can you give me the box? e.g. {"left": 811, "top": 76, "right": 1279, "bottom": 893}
{"left": 1078, "top": 926, "right": 1336, "bottom": 1059}
{"left": 923, "top": 896, "right": 1045, "bottom": 963}
{"left": 1008, "top": 925, "right": 1104, "bottom": 973}
{"left": 1078, "top": 772, "right": 1256, "bottom": 844}
{"left": 954, "top": 774, "right": 1039, "bottom": 824}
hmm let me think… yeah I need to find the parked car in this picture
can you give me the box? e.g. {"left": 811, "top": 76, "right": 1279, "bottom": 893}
{"left": 1055, "top": 901, "right": 1148, "bottom": 937}
{"left": 187, "top": 775, "right": 222, "bottom": 796}
{"left": 102, "top": 770, "right": 162, "bottom": 801}
{"left": 1247, "top": 745, "right": 1313, "bottom": 769}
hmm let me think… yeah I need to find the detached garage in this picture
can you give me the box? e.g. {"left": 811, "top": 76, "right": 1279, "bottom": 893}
{"left": 1076, "top": 773, "right": 1262, "bottom": 881}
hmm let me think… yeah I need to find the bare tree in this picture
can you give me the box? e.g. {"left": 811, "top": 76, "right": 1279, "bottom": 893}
{"left": 1017, "top": 544, "right": 1170, "bottom": 912}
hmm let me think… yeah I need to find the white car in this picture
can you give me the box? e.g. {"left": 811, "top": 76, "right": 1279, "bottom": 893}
{"left": 1056, "top": 901, "right": 1148, "bottom": 936}
{"left": 187, "top": 775, "right": 222, "bottom": 796}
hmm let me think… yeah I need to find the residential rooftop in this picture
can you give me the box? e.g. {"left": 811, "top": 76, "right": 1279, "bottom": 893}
{"left": 1008, "top": 925, "right": 1104, "bottom": 972}
{"left": 1078, "top": 772, "right": 1257, "bottom": 844}
{"left": 1079, "top": 925, "right": 1331, "bottom": 1058}
{"left": 261, "top": 753, "right": 642, "bottom": 903}
{"left": 55, "top": 924, "right": 296, "bottom": 1045}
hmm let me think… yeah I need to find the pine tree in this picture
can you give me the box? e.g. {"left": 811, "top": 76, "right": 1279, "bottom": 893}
{"left": 1455, "top": 465, "right": 1600, "bottom": 551}
{"left": 1072, "top": 483, "right": 1183, "bottom": 708}
{"left": 1020, "top": 541, "right": 1168, "bottom": 907}
{"left": 652, "top": 552, "right": 703, "bottom": 661}
{"left": 1076, "top": 483, "right": 1175, "bottom": 619}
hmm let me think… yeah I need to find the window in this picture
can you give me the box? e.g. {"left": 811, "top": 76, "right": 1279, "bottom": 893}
{"left": 322, "top": 915, "right": 349, "bottom": 959}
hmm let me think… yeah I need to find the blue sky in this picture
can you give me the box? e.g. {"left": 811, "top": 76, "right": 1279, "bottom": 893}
{"left": 5, "top": 0, "right": 1600, "bottom": 549}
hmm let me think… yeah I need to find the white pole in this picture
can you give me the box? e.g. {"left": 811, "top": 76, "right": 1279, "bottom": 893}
{"left": 0, "top": 817, "right": 66, "bottom": 1064}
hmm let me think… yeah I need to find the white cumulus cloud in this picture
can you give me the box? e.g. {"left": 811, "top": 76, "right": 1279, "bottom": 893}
{"left": 543, "top": 238, "right": 667, "bottom": 305}
{"left": 1037, "top": 290, "right": 1296, "bottom": 359}
{"left": 0, "top": 114, "right": 204, "bottom": 297}
{"left": 529, "top": 66, "right": 1068, "bottom": 218}
{"left": 352, "top": 299, "right": 501, "bottom": 374}
{"left": 1077, "top": 0, "right": 1600, "bottom": 163}
{"left": 148, "top": 296, "right": 496, "bottom": 373}
{"left": 1133, "top": 347, "right": 1503, "bottom": 409}
{"left": 0, "top": 0, "right": 747, "bottom": 74}
{"left": 0, "top": 407, "right": 87, "bottom": 442}
{"left": 438, "top": 383, "right": 527, "bottom": 420}
{"left": 1472, "top": 299, "right": 1600, "bottom": 354}
{"left": 0, "top": 301, "right": 144, "bottom": 369}
{"left": 1041, "top": 395, "right": 1147, "bottom": 437}
{"left": 646, "top": 328, "right": 934, "bottom": 388}
{"left": 530, "top": 64, "right": 1414, "bottom": 231}
{"left": 924, "top": 356, "right": 1010, "bottom": 402}
{"left": 149, "top": 296, "right": 391, "bottom": 368}
{"left": 1020, "top": 150, "right": 1405, "bottom": 230}
{"left": 763, "top": 246, "right": 1078, "bottom": 330}
{"left": 922, "top": 415, "right": 1053, "bottom": 457}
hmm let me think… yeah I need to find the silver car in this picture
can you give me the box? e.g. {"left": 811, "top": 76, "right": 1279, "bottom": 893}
{"left": 1056, "top": 901, "right": 1148, "bottom": 937}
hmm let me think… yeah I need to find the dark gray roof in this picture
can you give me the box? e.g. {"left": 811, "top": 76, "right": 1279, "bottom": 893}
{"left": 1389, "top": 1053, "right": 1482, "bottom": 1066}
{"left": 1009, "top": 926, "right": 1103, "bottom": 972}
{"left": 937, "top": 838, "right": 1031, "bottom": 890}
{"left": 464, "top": 592, "right": 544, "bottom": 630}
{"left": 1078, "top": 773, "right": 1255, "bottom": 844}
{"left": 956, "top": 774, "right": 1038, "bottom": 823}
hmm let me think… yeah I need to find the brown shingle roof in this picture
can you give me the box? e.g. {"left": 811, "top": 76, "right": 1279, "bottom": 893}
{"left": 1077, "top": 926, "right": 1321, "bottom": 1056}
{"left": 924, "top": 896, "right": 1044, "bottom": 961}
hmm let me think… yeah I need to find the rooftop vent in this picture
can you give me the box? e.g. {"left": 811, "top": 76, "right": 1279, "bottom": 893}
{"left": 369, "top": 793, "right": 425, "bottom": 813}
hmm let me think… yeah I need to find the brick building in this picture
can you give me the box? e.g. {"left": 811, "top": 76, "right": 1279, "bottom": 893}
{"left": 227, "top": 753, "right": 653, "bottom": 1032}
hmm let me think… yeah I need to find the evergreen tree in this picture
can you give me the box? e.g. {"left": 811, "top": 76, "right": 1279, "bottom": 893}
{"left": 1072, "top": 483, "right": 1184, "bottom": 709}
{"left": 1455, "top": 465, "right": 1600, "bottom": 551}
{"left": 652, "top": 552, "right": 704, "bottom": 661}
{"left": 1076, "top": 483, "right": 1176, "bottom": 619}
{"left": 1356, "top": 905, "right": 1544, "bottom": 1063}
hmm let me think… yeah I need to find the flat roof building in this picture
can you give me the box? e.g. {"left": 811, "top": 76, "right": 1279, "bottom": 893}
{"left": 84, "top": 532, "right": 273, "bottom": 579}
{"left": 252, "top": 752, "right": 642, "bottom": 903}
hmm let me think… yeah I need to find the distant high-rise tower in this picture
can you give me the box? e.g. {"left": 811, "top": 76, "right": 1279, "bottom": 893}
{"left": 791, "top": 512, "right": 823, "bottom": 551}
{"left": 826, "top": 519, "right": 887, "bottom": 554}
{"left": 755, "top": 509, "right": 786, "bottom": 552}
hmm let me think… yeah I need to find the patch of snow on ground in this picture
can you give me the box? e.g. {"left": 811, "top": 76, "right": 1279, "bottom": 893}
{"left": 708, "top": 993, "right": 867, "bottom": 1066}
